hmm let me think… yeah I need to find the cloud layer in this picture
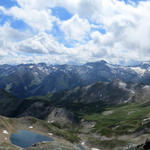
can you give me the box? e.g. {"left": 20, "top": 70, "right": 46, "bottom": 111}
{"left": 0, "top": 0, "right": 150, "bottom": 65}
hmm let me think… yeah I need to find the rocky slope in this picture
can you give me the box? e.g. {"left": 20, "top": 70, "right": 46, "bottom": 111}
{"left": 127, "top": 138, "right": 150, "bottom": 150}
{"left": 26, "top": 142, "right": 81, "bottom": 150}
{"left": 50, "top": 80, "right": 150, "bottom": 113}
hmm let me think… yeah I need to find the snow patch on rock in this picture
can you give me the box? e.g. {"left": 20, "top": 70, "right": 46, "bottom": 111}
{"left": 29, "top": 65, "right": 34, "bottom": 69}
{"left": 92, "top": 148, "right": 100, "bottom": 150}
{"left": 2, "top": 130, "right": 8, "bottom": 134}
{"left": 48, "top": 133, "right": 53, "bottom": 136}
{"left": 131, "top": 67, "right": 146, "bottom": 76}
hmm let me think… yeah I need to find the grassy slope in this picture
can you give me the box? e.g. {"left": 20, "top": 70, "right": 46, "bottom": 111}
{"left": 83, "top": 102, "right": 150, "bottom": 136}
{"left": 74, "top": 102, "right": 150, "bottom": 149}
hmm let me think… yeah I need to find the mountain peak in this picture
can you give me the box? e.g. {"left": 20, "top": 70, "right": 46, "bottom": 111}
{"left": 86, "top": 60, "right": 108, "bottom": 66}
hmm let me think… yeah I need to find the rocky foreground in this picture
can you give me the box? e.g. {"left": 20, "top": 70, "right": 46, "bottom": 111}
{"left": 0, "top": 142, "right": 81, "bottom": 150}
{"left": 127, "top": 138, "right": 150, "bottom": 150}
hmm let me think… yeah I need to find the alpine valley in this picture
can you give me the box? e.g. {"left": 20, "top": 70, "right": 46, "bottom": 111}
{"left": 1, "top": 61, "right": 150, "bottom": 150}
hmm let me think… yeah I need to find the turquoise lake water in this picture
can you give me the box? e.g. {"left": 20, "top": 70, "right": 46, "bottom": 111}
{"left": 10, "top": 130, "right": 86, "bottom": 149}
{"left": 10, "top": 130, "right": 53, "bottom": 148}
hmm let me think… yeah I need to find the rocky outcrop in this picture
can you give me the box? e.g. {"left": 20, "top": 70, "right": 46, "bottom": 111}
{"left": 127, "top": 138, "right": 150, "bottom": 150}
{"left": 47, "top": 108, "right": 79, "bottom": 125}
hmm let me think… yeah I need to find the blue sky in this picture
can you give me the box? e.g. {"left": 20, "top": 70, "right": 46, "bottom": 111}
{"left": 0, "top": 0, "right": 147, "bottom": 33}
{"left": 0, "top": 0, "right": 19, "bottom": 8}
{"left": 0, "top": 0, "right": 145, "bottom": 31}
{"left": 0, "top": 0, "right": 150, "bottom": 65}
{"left": 0, "top": 0, "right": 139, "bottom": 34}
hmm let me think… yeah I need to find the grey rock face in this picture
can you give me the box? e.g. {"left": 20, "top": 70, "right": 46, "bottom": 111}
{"left": 47, "top": 108, "right": 79, "bottom": 125}
{"left": 127, "top": 138, "right": 150, "bottom": 150}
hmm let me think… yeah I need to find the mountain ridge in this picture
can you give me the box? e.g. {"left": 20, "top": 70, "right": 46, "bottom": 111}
{"left": 1, "top": 60, "right": 150, "bottom": 98}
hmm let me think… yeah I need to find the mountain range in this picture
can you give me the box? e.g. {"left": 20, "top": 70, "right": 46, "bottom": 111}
{"left": 1, "top": 60, "right": 150, "bottom": 98}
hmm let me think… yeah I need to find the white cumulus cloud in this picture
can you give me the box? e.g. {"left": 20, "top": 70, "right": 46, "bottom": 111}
{"left": 60, "top": 14, "right": 90, "bottom": 41}
{"left": 1, "top": 0, "right": 150, "bottom": 65}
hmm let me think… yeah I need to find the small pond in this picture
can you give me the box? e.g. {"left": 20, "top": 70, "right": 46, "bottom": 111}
{"left": 10, "top": 130, "right": 53, "bottom": 148}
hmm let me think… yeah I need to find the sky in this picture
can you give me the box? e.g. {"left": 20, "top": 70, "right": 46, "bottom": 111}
{"left": 0, "top": 0, "right": 150, "bottom": 65}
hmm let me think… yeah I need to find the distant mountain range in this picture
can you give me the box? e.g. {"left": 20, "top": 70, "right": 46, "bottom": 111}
{"left": 1, "top": 60, "right": 150, "bottom": 98}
